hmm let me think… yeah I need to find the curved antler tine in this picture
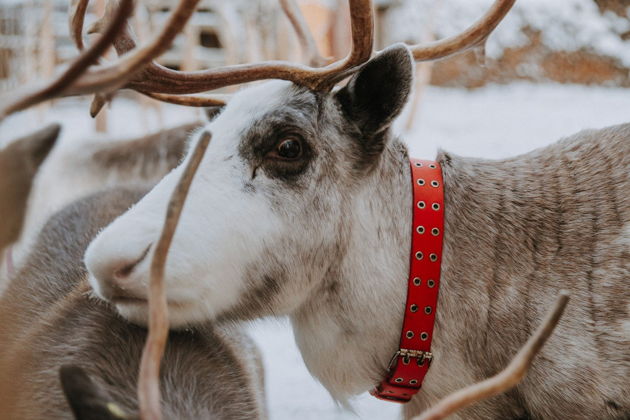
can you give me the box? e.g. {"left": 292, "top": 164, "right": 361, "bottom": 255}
{"left": 339, "top": 0, "right": 374, "bottom": 70}
{"left": 0, "top": 0, "right": 134, "bottom": 120}
{"left": 68, "top": 0, "right": 201, "bottom": 96}
{"left": 110, "top": 0, "right": 373, "bottom": 94}
{"left": 87, "top": 0, "right": 138, "bottom": 55}
{"left": 310, "top": 0, "right": 373, "bottom": 89}
{"left": 279, "top": 0, "right": 328, "bottom": 67}
{"left": 69, "top": 0, "right": 90, "bottom": 50}
{"left": 141, "top": 92, "right": 229, "bottom": 108}
{"left": 410, "top": 0, "right": 516, "bottom": 62}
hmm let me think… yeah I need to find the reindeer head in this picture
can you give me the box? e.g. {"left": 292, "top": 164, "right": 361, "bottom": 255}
{"left": 85, "top": 46, "right": 414, "bottom": 326}
{"left": 0, "top": 0, "right": 514, "bottom": 326}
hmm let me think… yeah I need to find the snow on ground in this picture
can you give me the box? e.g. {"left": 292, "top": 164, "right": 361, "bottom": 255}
{"left": 2, "top": 82, "right": 630, "bottom": 419}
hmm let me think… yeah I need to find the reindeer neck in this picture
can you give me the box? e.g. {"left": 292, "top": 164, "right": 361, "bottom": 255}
{"left": 290, "top": 141, "right": 559, "bottom": 408}
{"left": 406, "top": 146, "right": 599, "bottom": 418}
{"left": 291, "top": 138, "right": 413, "bottom": 400}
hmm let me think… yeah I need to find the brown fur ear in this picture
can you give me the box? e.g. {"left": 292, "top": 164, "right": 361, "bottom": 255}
{"left": 18, "top": 123, "right": 60, "bottom": 171}
{"left": 0, "top": 123, "right": 59, "bottom": 252}
{"left": 59, "top": 365, "right": 135, "bottom": 420}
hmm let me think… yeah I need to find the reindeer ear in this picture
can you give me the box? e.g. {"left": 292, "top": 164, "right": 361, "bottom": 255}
{"left": 59, "top": 365, "right": 133, "bottom": 420}
{"left": 335, "top": 43, "right": 413, "bottom": 138}
{"left": 15, "top": 123, "right": 60, "bottom": 172}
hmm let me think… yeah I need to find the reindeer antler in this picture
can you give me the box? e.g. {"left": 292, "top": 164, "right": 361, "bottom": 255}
{"left": 0, "top": 0, "right": 133, "bottom": 120}
{"left": 96, "top": 0, "right": 515, "bottom": 96}
{"left": 75, "top": 0, "right": 514, "bottom": 102}
{"left": 83, "top": 0, "right": 373, "bottom": 97}
{"left": 138, "top": 131, "right": 211, "bottom": 420}
{"left": 410, "top": 0, "right": 515, "bottom": 61}
{"left": 1, "top": 0, "right": 516, "bottom": 116}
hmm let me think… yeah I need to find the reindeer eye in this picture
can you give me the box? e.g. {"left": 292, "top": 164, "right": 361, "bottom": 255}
{"left": 275, "top": 137, "right": 302, "bottom": 160}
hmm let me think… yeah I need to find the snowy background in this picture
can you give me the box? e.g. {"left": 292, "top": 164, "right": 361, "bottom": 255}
{"left": 387, "top": 0, "right": 630, "bottom": 64}
{"left": 2, "top": 82, "right": 630, "bottom": 419}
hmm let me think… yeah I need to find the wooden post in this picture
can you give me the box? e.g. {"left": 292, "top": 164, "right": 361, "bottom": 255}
{"left": 134, "top": 6, "right": 164, "bottom": 130}
{"left": 405, "top": 0, "right": 442, "bottom": 132}
{"left": 298, "top": 0, "right": 333, "bottom": 58}
{"left": 37, "top": 0, "right": 55, "bottom": 120}
{"left": 94, "top": 0, "right": 108, "bottom": 133}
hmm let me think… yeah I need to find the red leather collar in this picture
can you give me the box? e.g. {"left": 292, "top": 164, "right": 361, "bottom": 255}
{"left": 371, "top": 159, "right": 445, "bottom": 403}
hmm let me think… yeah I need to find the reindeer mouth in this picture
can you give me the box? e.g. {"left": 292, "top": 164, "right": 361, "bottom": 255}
{"left": 111, "top": 296, "right": 193, "bottom": 311}
{"left": 111, "top": 296, "right": 148, "bottom": 305}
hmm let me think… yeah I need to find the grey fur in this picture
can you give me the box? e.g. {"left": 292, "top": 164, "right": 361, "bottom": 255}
{"left": 0, "top": 188, "right": 267, "bottom": 420}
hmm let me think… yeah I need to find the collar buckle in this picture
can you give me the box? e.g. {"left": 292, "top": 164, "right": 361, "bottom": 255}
{"left": 388, "top": 349, "right": 434, "bottom": 370}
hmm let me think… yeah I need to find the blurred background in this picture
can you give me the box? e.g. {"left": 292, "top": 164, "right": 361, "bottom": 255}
{"left": 2, "top": 0, "right": 630, "bottom": 134}
{"left": 1, "top": 0, "right": 630, "bottom": 419}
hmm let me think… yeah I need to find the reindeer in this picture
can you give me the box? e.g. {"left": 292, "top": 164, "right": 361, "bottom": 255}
{"left": 0, "top": 187, "right": 267, "bottom": 420}
{"left": 0, "top": 0, "right": 627, "bottom": 418}
{"left": 85, "top": 51, "right": 629, "bottom": 419}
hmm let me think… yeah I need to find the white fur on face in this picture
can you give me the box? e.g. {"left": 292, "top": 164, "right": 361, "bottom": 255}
{"left": 85, "top": 82, "right": 300, "bottom": 327}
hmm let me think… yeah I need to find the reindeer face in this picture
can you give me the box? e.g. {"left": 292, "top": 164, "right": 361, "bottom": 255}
{"left": 85, "top": 45, "right": 413, "bottom": 327}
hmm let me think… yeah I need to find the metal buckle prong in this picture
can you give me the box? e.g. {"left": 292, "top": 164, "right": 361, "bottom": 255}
{"left": 387, "top": 349, "right": 434, "bottom": 371}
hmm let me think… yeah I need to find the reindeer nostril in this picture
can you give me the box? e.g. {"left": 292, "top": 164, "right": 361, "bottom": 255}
{"left": 112, "top": 244, "right": 151, "bottom": 280}
{"left": 113, "top": 262, "right": 135, "bottom": 280}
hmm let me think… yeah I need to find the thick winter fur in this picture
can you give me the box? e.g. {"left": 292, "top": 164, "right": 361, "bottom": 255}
{"left": 0, "top": 188, "right": 267, "bottom": 419}
{"left": 85, "top": 45, "right": 629, "bottom": 419}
